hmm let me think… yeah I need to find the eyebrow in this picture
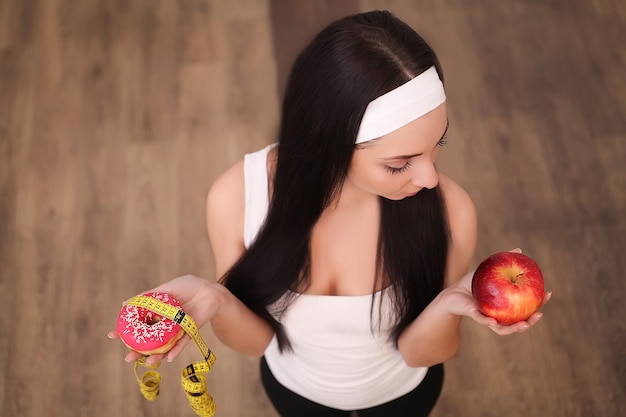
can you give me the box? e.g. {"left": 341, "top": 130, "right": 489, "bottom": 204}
{"left": 380, "top": 120, "right": 449, "bottom": 162}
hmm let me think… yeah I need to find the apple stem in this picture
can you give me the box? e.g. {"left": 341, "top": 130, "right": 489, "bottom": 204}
{"left": 510, "top": 272, "right": 525, "bottom": 284}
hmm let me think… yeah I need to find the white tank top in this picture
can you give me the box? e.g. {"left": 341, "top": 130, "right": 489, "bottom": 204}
{"left": 243, "top": 144, "right": 428, "bottom": 410}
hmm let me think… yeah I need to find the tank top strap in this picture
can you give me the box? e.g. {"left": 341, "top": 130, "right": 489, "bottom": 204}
{"left": 243, "top": 143, "right": 276, "bottom": 248}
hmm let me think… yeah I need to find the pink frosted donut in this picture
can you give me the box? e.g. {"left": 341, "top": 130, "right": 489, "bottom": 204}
{"left": 117, "top": 292, "right": 185, "bottom": 355}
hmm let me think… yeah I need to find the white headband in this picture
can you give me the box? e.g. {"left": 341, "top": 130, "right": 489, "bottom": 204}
{"left": 355, "top": 66, "right": 446, "bottom": 144}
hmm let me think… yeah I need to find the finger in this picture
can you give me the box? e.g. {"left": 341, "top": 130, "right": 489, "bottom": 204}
{"left": 509, "top": 248, "right": 522, "bottom": 253}
{"left": 132, "top": 279, "right": 189, "bottom": 305}
{"left": 150, "top": 276, "right": 199, "bottom": 298}
{"left": 125, "top": 350, "right": 145, "bottom": 363}
{"left": 542, "top": 291, "right": 552, "bottom": 305}
{"left": 468, "top": 308, "right": 498, "bottom": 326}
{"left": 489, "top": 322, "right": 530, "bottom": 336}
{"left": 145, "top": 353, "right": 165, "bottom": 365}
{"left": 107, "top": 330, "right": 120, "bottom": 339}
{"left": 166, "top": 335, "right": 192, "bottom": 362}
{"left": 526, "top": 311, "right": 543, "bottom": 327}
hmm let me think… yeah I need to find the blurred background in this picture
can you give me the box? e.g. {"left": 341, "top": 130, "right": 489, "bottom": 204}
{"left": 0, "top": 0, "right": 624, "bottom": 416}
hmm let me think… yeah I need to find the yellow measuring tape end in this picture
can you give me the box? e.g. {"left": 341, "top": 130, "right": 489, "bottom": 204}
{"left": 127, "top": 295, "right": 217, "bottom": 417}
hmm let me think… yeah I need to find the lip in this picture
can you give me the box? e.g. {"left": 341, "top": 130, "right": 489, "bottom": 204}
{"left": 403, "top": 190, "right": 419, "bottom": 197}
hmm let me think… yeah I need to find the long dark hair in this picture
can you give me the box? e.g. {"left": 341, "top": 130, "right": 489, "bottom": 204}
{"left": 221, "top": 10, "right": 449, "bottom": 351}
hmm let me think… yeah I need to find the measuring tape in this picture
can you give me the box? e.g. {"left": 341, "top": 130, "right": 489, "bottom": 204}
{"left": 126, "top": 295, "right": 217, "bottom": 417}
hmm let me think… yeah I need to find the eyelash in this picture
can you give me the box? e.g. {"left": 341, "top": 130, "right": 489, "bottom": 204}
{"left": 385, "top": 136, "right": 448, "bottom": 174}
{"left": 385, "top": 162, "right": 411, "bottom": 175}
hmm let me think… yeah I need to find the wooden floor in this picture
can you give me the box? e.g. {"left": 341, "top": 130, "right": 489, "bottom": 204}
{"left": 1, "top": 1, "right": 624, "bottom": 416}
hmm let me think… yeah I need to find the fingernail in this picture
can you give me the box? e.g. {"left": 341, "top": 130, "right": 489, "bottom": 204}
{"left": 125, "top": 357, "right": 132, "bottom": 363}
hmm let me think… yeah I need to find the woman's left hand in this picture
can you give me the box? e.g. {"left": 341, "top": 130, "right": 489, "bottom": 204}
{"left": 443, "top": 267, "right": 552, "bottom": 335}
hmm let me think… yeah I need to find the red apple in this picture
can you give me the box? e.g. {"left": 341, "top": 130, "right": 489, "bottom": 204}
{"left": 471, "top": 251, "right": 545, "bottom": 325}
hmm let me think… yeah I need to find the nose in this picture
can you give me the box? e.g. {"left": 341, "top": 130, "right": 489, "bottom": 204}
{"left": 411, "top": 160, "right": 439, "bottom": 189}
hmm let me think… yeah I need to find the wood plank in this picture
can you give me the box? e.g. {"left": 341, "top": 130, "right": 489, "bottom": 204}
{"left": 0, "top": 1, "right": 624, "bottom": 416}
{"left": 270, "top": 0, "right": 360, "bottom": 99}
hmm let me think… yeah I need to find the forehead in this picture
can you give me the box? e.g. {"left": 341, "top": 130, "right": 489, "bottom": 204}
{"left": 359, "top": 103, "right": 447, "bottom": 155}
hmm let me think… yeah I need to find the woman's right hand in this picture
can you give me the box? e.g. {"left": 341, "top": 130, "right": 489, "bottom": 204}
{"left": 443, "top": 249, "right": 551, "bottom": 336}
{"left": 108, "top": 275, "right": 222, "bottom": 364}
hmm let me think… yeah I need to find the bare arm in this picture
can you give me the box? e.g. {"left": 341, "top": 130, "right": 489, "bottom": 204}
{"left": 204, "top": 160, "right": 274, "bottom": 357}
{"left": 397, "top": 174, "right": 476, "bottom": 367}
{"left": 114, "top": 160, "right": 274, "bottom": 363}
{"left": 108, "top": 161, "right": 274, "bottom": 363}
{"left": 397, "top": 175, "right": 548, "bottom": 367}
{"left": 118, "top": 274, "right": 272, "bottom": 363}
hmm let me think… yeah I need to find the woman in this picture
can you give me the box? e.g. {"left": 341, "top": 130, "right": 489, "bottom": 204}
{"left": 111, "top": 10, "right": 548, "bottom": 416}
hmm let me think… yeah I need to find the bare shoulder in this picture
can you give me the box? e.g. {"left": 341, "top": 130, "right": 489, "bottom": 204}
{"left": 206, "top": 159, "right": 246, "bottom": 279}
{"left": 438, "top": 173, "right": 478, "bottom": 285}
{"left": 207, "top": 159, "right": 245, "bottom": 216}
{"left": 438, "top": 173, "right": 476, "bottom": 226}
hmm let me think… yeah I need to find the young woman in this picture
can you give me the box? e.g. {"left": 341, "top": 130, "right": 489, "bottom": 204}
{"left": 111, "top": 10, "right": 548, "bottom": 416}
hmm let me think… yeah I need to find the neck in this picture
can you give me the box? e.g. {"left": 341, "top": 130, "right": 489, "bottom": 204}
{"left": 327, "top": 177, "right": 378, "bottom": 213}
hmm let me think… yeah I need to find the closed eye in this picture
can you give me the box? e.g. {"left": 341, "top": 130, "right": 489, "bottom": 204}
{"left": 437, "top": 122, "right": 449, "bottom": 148}
{"left": 385, "top": 161, "right": 411, "bottom": 174}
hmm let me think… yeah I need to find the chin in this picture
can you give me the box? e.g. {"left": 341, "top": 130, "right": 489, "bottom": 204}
{"left": 398, "top": 189, "right": 422, "bottom": 199}
{"left": 384, "top": 194, "right": 413, "bottom": 201}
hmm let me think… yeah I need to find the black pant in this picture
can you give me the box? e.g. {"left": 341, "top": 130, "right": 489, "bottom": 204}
{"left": 260, "top": 357, "right": 444, "bottom": 417}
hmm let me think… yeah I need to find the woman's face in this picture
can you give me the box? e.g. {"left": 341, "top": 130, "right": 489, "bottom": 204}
{"left": 346, "top": 103, "right": 448, "bottom": 201}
